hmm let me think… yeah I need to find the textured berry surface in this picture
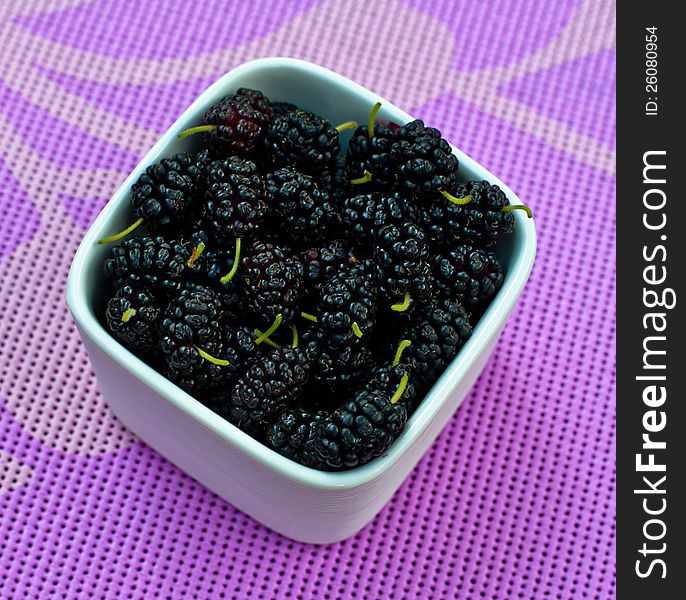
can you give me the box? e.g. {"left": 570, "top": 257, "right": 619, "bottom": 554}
{"left": 131, "top": 153, "right": 200, "bottom": 227}
{"left": 347, "top": 123, "right": 397, "bottom": 190}
{"left": 404, "top": 297, "right": 473, "bottom": 390}
{"left": 184, "top": 242, "right": 245, "bottom": 319}
{"left": 298, "top": 239, "right": 354, "bottom": 291}
{"left": 236, "top": 87, "right": 272, "bottom": 117}
{"left": 203, "top": 157, "right": 266, "bottom": 240}
{"left": 301, "top": 328, "right": 372, "bottom": 391}
{"left": 262, "top": 110, "right": 340, "bottom": 172}
{"left": 228, "top": 347, "right": 310, "bottom": 429}
{"left": 105, "top": 285, "right": 161, "bottom": 351}
{"left": 391, "top": 119, "right": 459, "bottom": 197}
{"left": 269, "top": 100, "right": 301, "bottom": 117}
{"left": 341, "top": 193, "right": 418, "bottom": 244}
{"left": 164, "top": 325, "right": 257, "bottom": 395}
{"left": 316, "top": 265, "right": 378, "bottom": 345}
{"left": 419, "top": 180, "right": 514, "bottom": 246}
{"left": 181, "top": 148, "right": 218, "bottom": 201}
{"left": 163, "top": 342, "right": 226, "bottom": 394}
{"left": 433, "top": 245, "right": 504, "bottom": 313}
{"left": 241, "top": 242, "right": 304, "bottom": 326}
{"left": 374, "top": 222, "right": 434, "bottom": 302}
{"left": 158, "top": 283, "right": 221, "bottom": 354}
{"left": 203, "top": 89, "right": 271, "bottom": 156}
{"left": 185, "top": 238, "right": 235, "bottom": 288}
{"left": 316, "top": 155, "right": 351, "bottom": 204}
{"left": 103, "top": 235, "right": 189, "bottom": 292}
{"left": 314, "top": 388, "right": 408, "bottom": 469}
{"left": 266, "top": 407, "right": 327, "bottom": 468}
{"left": 264, "top": 167, "right": 326, "bottom": 243}
{"left": 365, "top": 362, "right": 416, "bottom": 408}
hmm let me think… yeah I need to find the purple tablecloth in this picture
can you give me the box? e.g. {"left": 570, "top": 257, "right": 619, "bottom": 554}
{"left": 0, "top": 1, "right": 616, "bottom": 597}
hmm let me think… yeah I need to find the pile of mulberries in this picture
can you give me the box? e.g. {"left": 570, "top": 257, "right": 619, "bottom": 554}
{"left": 99, "top": 89, "right": 531, "bottom": 471}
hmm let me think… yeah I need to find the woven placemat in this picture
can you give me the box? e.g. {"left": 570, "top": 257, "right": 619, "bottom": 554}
{"left": 0, "top": 1, "right": 615, "bottom": 597}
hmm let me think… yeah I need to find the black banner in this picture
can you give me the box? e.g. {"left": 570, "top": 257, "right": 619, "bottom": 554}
{"left": 617, "top": 3, "right": 686, "bottom": 597}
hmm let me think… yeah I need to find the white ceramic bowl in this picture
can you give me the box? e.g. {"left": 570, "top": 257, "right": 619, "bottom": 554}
{"left": 66, "top": 58, "right": 536, "bottom": 544}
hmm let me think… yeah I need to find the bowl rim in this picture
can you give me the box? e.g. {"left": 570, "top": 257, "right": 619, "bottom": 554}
{"left": 66, "top": 57, "right": 536, "bottom": 490}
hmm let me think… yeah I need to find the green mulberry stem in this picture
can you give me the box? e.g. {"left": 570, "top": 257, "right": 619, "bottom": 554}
{"left": 300, "top": 311, "right": 318, "bottom": 323}
{"left": 186, "top": 241, "right": 205, "bottom": 268}
{"left": 98, "top": 217, "right": 145, "bottom": 245}
{"left": 219, "top": 238, "right": 241, "bottom": 284}
{"left": 195, "top": 346, "right": 230, "bottom": 366}
{"left": 390, "top": 374, "right": 409, "bottom": 404}
{"left": 501, "top": 204, "right": 533, "bottom": 218}
{"left": 255, "top": 313, "right": 283, "bottom": 345}
{"left": 368, "top": 102, "right": 382, "bottom": 139}
{"left": 391, "top": 292, "right": 412, "bottom": 312}
{"left": 440, "top": 190, "right": 473, "bottom": 205}
{"left": 352, "top": 322, "right": 363, "bottom": 338}
{"left": 350, "top": 170, "right": 372, "bottom": 185}
{"left": 178, "top": 124, "right": 217, "bottom": 139}
{"left": 290, "top": 324, "right": 299, "bottom": 349}
{"left": 392, "top": 339, "right": 412, "bottom": 366}
{"left": 335, "top": 120, "right": 357, "bottom": 132}
{"left": 120, "top": 308, "right": 137, "bottom": 323}
{"left": 254, "top": 329, "right": 281, "bottom": 350}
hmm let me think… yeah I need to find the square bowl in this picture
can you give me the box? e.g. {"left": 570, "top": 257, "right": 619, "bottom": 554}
{"left": 66, "top": 57, "right": 536, "bottom": 544}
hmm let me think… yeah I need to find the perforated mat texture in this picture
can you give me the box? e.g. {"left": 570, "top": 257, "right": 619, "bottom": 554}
{"left": 0, "top": 1, "right": 615, "bottom": 598}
